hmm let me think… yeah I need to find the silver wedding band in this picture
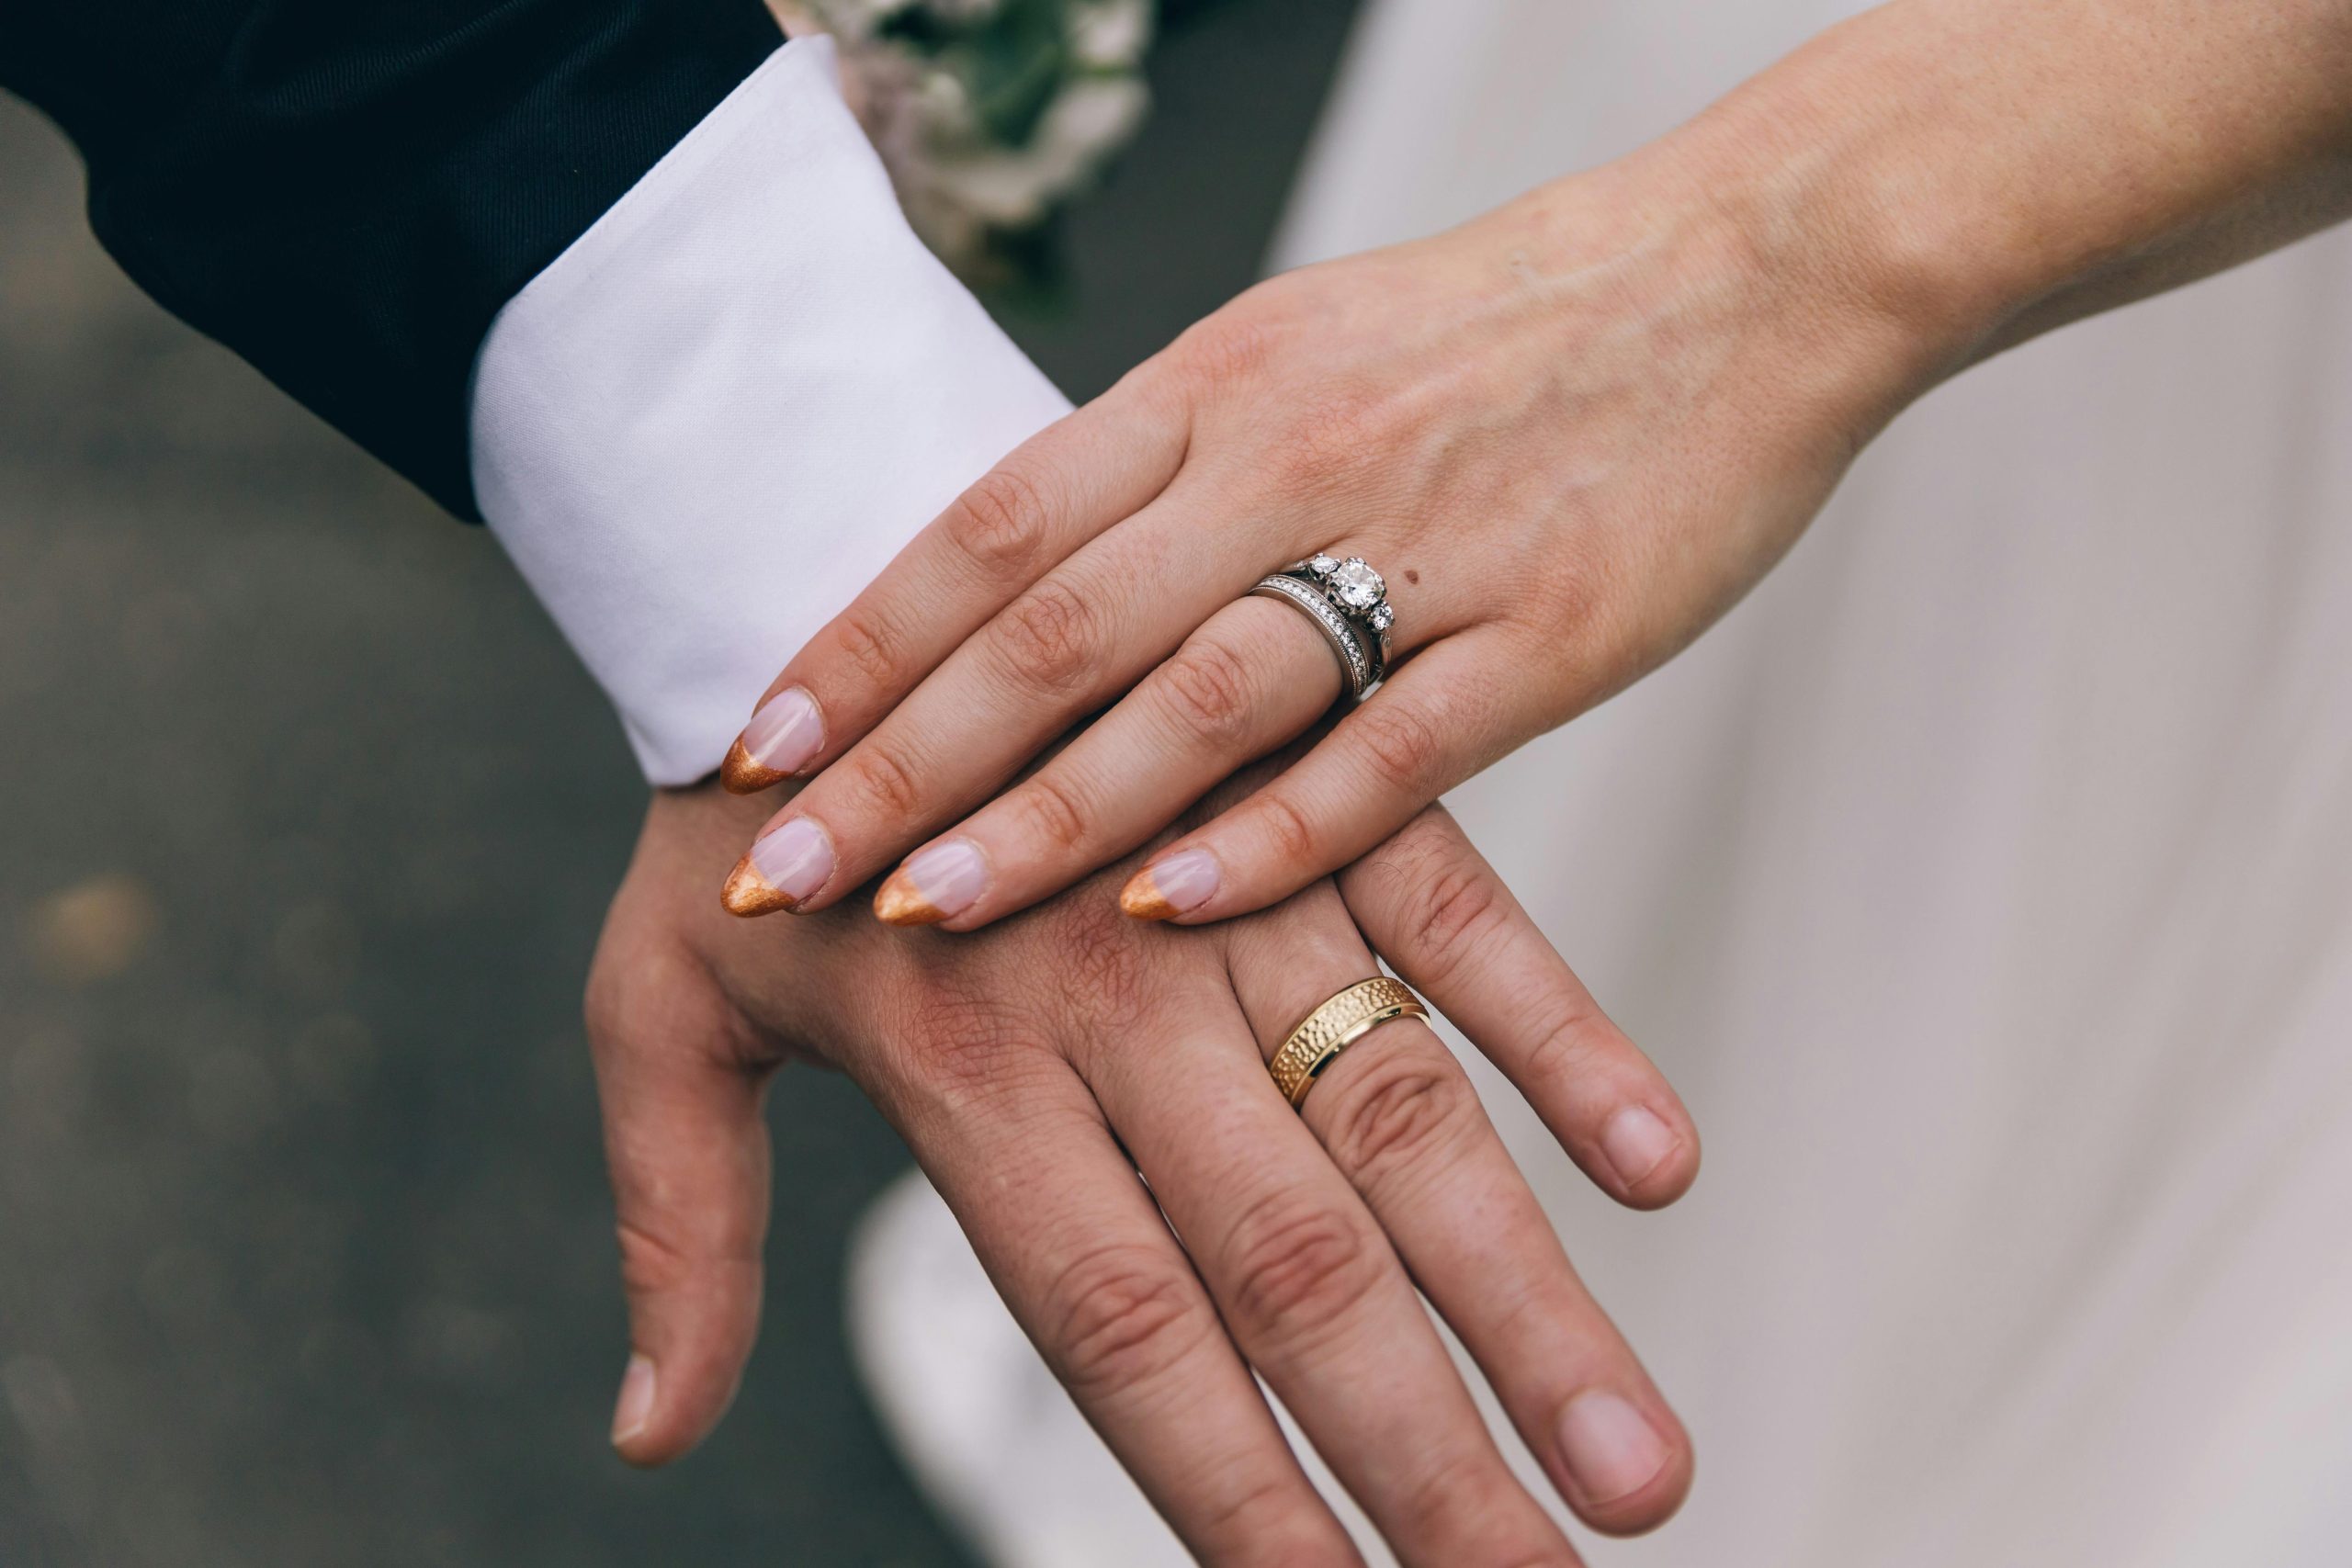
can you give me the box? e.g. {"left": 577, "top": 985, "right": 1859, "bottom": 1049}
{"left": 1243, "top": 551, "right": 1396, "bottom": 700}
{"left": 1248, "top": 573, "right": 1379, "bottom": 699}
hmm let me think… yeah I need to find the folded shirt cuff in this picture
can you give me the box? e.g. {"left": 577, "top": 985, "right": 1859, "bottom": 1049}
{"left": 469, "top": 36, "right": 1073, "bottom": 786}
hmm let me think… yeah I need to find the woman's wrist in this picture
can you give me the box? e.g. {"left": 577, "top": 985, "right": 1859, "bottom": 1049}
{"left": 1462, "top": 36, "right": 2006, "bottom": 464}
{"left": 1656, "top": 0, "right": 2352, "bottom": 402}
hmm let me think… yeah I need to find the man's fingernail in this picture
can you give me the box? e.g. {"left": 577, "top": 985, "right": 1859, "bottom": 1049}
{"left": 1600, "top": 1105, "right": 1679, "bottom": 1192}
{"left": 1119, "top": 849, "right": 1219, "bottom": 920}
{"left": 721, "top": 687, "right": 823, "bottom": 793}
{"left": 611, "top": 1353, "right": 657, "bottom": 1448}
{"left": 1556, "top": 1390, "right": 1670, "bottom": 1507}
{"left": 874, "top": 837, "right": 988, "bottom": 927}
{"left": 721, "top": 817, "right": 834, "bottom": 916}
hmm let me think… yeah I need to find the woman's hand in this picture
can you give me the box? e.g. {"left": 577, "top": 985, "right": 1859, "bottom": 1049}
{"left": 711, "top": 120, "right": 1930, "bottom": 928}
{"left": 711, "top": 0, "right": 2352, "bottom": 932}
{"left": 590, "top": 781, "right": 1699, "bottom": 1563}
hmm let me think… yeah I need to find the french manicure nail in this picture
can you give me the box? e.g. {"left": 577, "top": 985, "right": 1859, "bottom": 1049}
{"left": 1119, "top": 849, "right": 1220, "bottom": 920}
{"left": 1600, "top": 1104, "right": 1679, "bottom": 1192}
{"left": 1556, "top": 1390, "right": 1670, "bottom": 1506}
{"left": 722, "top": 687, "right": 823, "bottom": 793}
{"left": 721, "top": 817, "right": 835, "bottom": 915}
{"left": 874, "top": 837, "right": 988, "bottom": 926}
{"left": 611, "top": 1353, "right": 657, "bottom": 1447}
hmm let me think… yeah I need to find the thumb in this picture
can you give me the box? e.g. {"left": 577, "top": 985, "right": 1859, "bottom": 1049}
{"left": 585, "top": 937, "right": 775, "bottom": 1467}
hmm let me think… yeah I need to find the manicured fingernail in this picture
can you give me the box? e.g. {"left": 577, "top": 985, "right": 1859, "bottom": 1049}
{"left": 722, "top": 687, "right": 823, "bottom": 793}
{"left": 1556, "top": 1390, "right": 1669, "bottom": 1506}
{"left": 1600, "top": 1105, "right": 1679, "bottom": 1192}
{"left": 611, "top": 1353, "right": 657, "bottom": 1447}
{"left": 874, "top": 837, "right": 988, "bottom": 927}
{"left": 1119, "top": 849, "right": 1219, "bottom": 920}
{"left": 721, "top": 817, "right": 834, "bottom": 916}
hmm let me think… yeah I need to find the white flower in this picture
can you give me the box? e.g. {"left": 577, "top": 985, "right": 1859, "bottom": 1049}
{"left": 770, "top": 0, "right": 1158, "bottom": 276}
{"left": 1069, "top": 0, "right": 1152, "bottom": 69}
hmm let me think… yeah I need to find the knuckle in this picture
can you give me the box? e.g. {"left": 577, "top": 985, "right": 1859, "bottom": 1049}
{"left": 889, "top": 985, "right": 1053, "bottom": 1120}
{"left": 583, "top": 942, "right": 777, "bottom": 1073}
{"left": 992, "top": 575, "right": 1103, "bottom": 695}
{"left": 1157, "top": 634, "right": 1259, "bottom": 746}
{"left": 1532, "top": 532, "right": 1644, "bottom": 706}
{"left": 1012, "top": 770, "right": 1095, "bottom": 856}
{"left": 1353, "top": 807, "right": 1458, "bottom": 898}
{"left": 1038, "top": 895, "right": 1154, "bottom": 1040}
{"left": 1220, "top": 1188, "right": 1382, "bottom": 1343}
{"left": 582, "top": 941, "right": 664, "bottom": 1062}
{"left": 1397, "top": 857, "right": 1509, "bottom": 987}
{"left": 1046, "top": 1244, "right": 1205, "bottom": 1397}
{"left": 582, "top": 968, "right": 626, "bottom": 1057}
{"left": 1193, "top": 1472, "right": 1355, "bottom": 1568}
{"left": 1170, "top": 308, "right": 1281, "bottom": 390}
{"left": 1393, "top": 1447, "right": 1543, "bottom": 1562}
{"left": 828, "top": 602, "right": 913, "bottom": 692}
{"left": 1349, "top": 696, "right": 1451, "bottom": 798}
{"left": 1318, "top": 1051, "right": 1477, "bottom": 1184}
{"left": 614, "top": 1216, "right": 695, "bottom": 1300}
{"left": 945, "top": 464, "right": 1057, "bottom": 580}
{"left": 838, "top": 741, "right": 927, "bottom": 824}
{"left": 1517, "top": 992, "right": 1614, "bottom": 1091}
{"left": 1245, "top": 788, "right": 1321, "bottom": 866}
{"left": 1538, "top": 552, "right": 1605, "bottom": 634}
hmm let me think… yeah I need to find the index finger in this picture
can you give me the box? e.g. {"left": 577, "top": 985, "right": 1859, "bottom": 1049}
{"left": 719, "top": 373, "right": 1190, "bottom": 792}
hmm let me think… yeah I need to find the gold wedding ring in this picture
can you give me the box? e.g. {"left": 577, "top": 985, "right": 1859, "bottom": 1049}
{"left": 1268, "top": 976, "right": 1429, "bottom": 1108}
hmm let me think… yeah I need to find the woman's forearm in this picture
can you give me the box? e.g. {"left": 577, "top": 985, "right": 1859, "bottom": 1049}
{"left": 1671, "top": 0, "right": 2352, "bottom": 388}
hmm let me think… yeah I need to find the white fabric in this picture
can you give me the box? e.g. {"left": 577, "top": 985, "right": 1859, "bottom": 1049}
{"left": 854, "top": 2, "right": 2352, "bottom": 1564}
{"left": 470, "top": 37, "right": 1070, "bottom": 785}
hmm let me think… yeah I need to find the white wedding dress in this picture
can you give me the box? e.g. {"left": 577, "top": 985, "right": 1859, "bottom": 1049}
{"left": 850, "top": 3, "right": 2352, "bottom": 1562}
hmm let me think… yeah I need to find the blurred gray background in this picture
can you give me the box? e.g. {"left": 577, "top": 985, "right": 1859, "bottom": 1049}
{"left": 0, "top": 3, "right": 1357, "bottom": 1562}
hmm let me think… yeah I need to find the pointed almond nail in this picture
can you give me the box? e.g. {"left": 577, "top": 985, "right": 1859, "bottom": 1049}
{"left": 721, "top": 853, "right": 797, "bottom": 915}
{"left": 720, "top": 738, "right": 786, "bottom": 795}
{"left": 1119, "top": 849, "right": 1219, "bottom": 920}
{"left": 720, "top": 818, "right": 834, "bottom": 917}
{"left": 872, "top": 871, "right": 941, "bottom": 926}
{"left": 1119, "top": 869, "right": 1179, "bottom": 920}
{"left": 874, "top": 838, "right": 987, "bottom": 927}
{"left": 721, "top": 687, "right": 822, "bottom": 794}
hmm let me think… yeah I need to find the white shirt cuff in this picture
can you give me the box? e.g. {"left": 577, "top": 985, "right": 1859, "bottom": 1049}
{"left": 469, "top": 37, "right": 1073, "bottom": 786}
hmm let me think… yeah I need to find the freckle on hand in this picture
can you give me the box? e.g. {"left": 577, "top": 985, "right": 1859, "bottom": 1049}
{"left": 1405, "top": 570, "right": 1421, "bottom": 585}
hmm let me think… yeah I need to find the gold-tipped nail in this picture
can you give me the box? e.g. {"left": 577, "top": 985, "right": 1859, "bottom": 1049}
{"left": 1118, "top": 866, "right": 1181, "bottom": 920}
{"left": 720, "top": 737, "right": 791, "bottom": 795}
{"left": 872, "top": 869, "right": 946, "bottom": 927}
{"left": 720, "top": 853, "right": 799, "bottom": 917}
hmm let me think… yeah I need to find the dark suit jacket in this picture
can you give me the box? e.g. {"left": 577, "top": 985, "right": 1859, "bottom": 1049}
{"left": 0, "top": 1, "right": 784, "bottom": 517}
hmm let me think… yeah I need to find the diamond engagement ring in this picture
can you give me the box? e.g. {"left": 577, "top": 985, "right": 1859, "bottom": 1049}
{"left": 1295, "top": 553, "right": 1396, "bottom": 653}
{"left": 1242, "top": 548, "right": 1399, "bottom": 702}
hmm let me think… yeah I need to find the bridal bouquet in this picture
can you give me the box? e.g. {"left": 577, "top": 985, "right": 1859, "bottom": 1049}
{"left": 771, "top": 0, "right": 1156, "bottom": 283}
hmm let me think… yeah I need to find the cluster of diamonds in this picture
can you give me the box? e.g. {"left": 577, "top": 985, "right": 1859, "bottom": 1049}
{"left": 1305, "top": 553, "right": 1396, "bottom": 635}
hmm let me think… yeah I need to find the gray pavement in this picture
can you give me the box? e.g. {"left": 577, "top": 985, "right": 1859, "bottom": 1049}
{"left": 0, "top": 4, "right": 1358, "bottom": 1562}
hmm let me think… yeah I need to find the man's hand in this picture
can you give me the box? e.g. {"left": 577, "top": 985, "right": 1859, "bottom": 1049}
{"left": 586, "top": 784, "right": 1701, "bottom": 1564}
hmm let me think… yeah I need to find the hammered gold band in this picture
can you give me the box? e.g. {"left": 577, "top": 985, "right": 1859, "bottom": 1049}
{"left": 1268, "top": 977, "right": 1429, "bottom": 1108}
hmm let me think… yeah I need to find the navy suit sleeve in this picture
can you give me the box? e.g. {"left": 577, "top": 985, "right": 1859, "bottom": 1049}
{"left": 0, "top": 1, "right": 784, "bottom": 517}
